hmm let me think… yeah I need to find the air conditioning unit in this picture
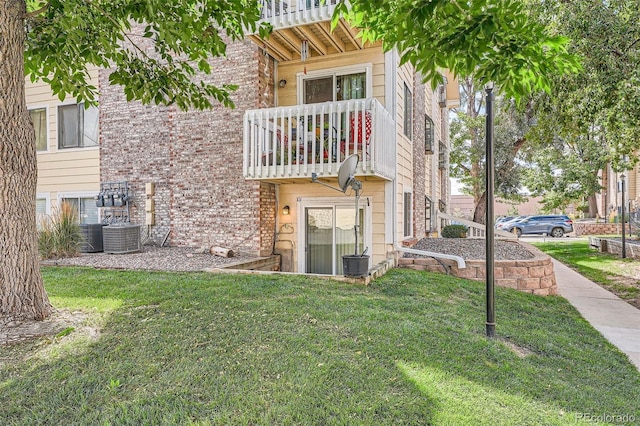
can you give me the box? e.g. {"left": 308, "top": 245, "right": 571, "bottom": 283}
{"left": 103, "top": 224, "right": 141, "bottom": 254}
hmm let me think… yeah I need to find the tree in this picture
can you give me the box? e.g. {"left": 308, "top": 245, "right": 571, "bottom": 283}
{"left": 1, "top": 0, "right": 265, "bottom": 323}
{"left": 450, "top": 77, "right": 534, "bottom": 224}
{"left": 2, "top": 0, "right": 578, "bottom": 322}
{"left": 334, "top": 0, "right": 579, "bottom": 102}
{"left": 522, "top": 0, "right": 640, "bottom": 217}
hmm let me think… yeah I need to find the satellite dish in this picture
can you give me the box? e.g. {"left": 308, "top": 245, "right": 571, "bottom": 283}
{"left": 338, "top": 154, "right": 359, "bottom": 192}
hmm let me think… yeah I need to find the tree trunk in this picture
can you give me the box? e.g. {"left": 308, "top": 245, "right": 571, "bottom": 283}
{"left": 0, "top": 0, "right": 52, "bottom": 322}
{"left": 473, "top": 190, "right": 487, "bottom": 225}
{"left": 587, "top": 194, "right": 598, "bottom": 218}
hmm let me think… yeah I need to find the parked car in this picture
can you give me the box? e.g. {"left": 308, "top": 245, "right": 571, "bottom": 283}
{"left": 502, "top": 215, "right": 574, "bottom": 238}
{"left": 495, "top": 216, "right": 514, "bottom": 225}
{"left": 495, "top": 215, "right": 529, "bottom": 230}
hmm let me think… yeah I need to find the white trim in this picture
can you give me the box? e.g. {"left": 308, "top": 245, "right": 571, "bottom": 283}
{"left": 36, "top": 192, "right": 51, "bottom": 215}
{"left": 27, "top": 104, "right": 50, "bottom": 153}
{"left": 57, "top": 191, "right": 101, "bottom": 222}
{"left": 297, "top": 196, "right": 372, "bottom": 274}
{"left": 55, "top": 102, "right": 99, "bottom": 151}
{"left": 296, "top": 63, "right": 373, "bottom": 105}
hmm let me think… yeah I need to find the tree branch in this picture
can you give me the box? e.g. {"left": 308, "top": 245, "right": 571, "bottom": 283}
{"left": 24, "top": 3, "right": 49, "bottom": 19}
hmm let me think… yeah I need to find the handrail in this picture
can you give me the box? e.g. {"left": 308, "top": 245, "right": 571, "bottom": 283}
{"left": 437, "top": 211, "right": 517, "bottom": 239}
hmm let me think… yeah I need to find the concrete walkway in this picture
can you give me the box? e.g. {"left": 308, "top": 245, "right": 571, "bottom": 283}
{"left": 553, "top": 260, "right": 640, "bottom": 371}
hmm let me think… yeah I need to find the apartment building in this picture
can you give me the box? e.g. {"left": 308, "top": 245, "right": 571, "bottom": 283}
{"left": 31, "top": 2, "right": 458, "bottom": 274}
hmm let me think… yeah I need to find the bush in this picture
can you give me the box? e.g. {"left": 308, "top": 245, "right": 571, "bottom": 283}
{"left": 38, "top": 202, "right": 82, "bottom": 259}
{"left": 442, "top": 224, "right": 468, "bottom": 238}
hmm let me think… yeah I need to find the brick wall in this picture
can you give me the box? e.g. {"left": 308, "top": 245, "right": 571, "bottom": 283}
{"left": 99, "top": 39, "right": 276, "bottom": 255}
{"left": 412, "top": 73, "right": 427, "bottom": 239}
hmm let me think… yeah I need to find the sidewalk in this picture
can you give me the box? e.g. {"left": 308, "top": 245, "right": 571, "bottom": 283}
{"left": 553, "top": 260, "right": 640, "bottom": 371}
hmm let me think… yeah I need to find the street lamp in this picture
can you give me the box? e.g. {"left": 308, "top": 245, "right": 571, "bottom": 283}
{"left": 620, "top": 173, "right": 626, "bottom": 259}
{"left": 485, "top": 85, "right": 495, "bottom": 338}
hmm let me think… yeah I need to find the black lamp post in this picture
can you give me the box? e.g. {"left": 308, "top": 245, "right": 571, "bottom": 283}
{"left": 485, "top": 85, "right": 495, "bottom": 338}
{"left": 621, "top": 173, "right": 626, "bottom": 259}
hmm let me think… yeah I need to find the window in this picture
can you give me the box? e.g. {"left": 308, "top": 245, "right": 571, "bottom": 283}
{"left": 58, "top": 103, "right": 98, "bottom": 149}
{"left": 404, "top": 192, "right": 412, "bottom": 237}
{"left": 425, "top": 115, "right": 434, "bottom": 154}
{"left": 60, "top": 196, "right": 99, "bottom": 224}
{"left": 404, "top": 83, "right": 412, "bottom": 139}
{"left": 425, "top": 196, "right": 433, "bottom": 232}
{"left": 29, "top": 108, "right": 48, "bottom": 151}
{"left": 303, "top": 72, "right": 366, "bottom": 104}
{"left": 36, "top": 197, "right": 48, "bottom": 228}
{"left": 438, "top": 141, "right": 446, "bottom": 169}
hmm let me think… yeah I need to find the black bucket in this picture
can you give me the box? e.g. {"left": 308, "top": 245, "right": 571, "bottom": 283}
{"left": 342, "top": 255, "right": 370, "bottom": 277}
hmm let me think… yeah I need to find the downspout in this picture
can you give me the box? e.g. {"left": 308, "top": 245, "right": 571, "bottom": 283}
{"left": 387, "top": 50, "right": 465, "bottom": 269}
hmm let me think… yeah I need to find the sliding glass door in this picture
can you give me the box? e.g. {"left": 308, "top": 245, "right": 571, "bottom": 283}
{"left": 305, "top": 205, "right": 365, "bottom": 275}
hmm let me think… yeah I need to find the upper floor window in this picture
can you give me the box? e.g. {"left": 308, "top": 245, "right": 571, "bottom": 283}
{"left": 303, "top": 72, "right": 366, "bottom": 104}
{"left": 58, "top": 103, "right": 98, "bottom": 149}
{"left": 298, "top": 64, "right": 372, "bottom": 105}
{"left": 438, "top": 141, "right": 447, "bottom": 169}
{"left": 425, "top": 115, "right": 434, "bottom": 154}
{"left": 404, "top": 83, "right": 412, "bottom": 139}
{"left": 29, "top": 107, "right": 48, "bottom": 152}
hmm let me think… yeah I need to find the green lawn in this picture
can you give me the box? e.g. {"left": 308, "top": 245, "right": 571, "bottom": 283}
{"left": 532, "top": 239, "right": 640, "bottom": 303}
{"left": 1, "top": 267, "right": 639, "bottom": 425}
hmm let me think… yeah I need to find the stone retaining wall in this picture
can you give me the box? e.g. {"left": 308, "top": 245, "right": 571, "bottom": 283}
{"left": 574, "top": 222, "right": 630, "bottom": 236}
{"left": 398, "top": 243, "right": 557, "bottom": 296}
{"left": 588, "top": 237, "right": 640, "bottom": 259}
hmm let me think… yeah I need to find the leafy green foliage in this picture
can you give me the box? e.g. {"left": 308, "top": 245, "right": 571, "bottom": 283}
{"left": 522, "top": 0, "right": 640, "bottom": 213}
{"left": 334, "top": 0, "right": 580, "bottom": 102}
{"left": 24, "top": 0, "right": 266, "bottom": 109}
{"left": 450, "top": 78, "right": 533, "bottom": 222}
{"left": 442, "top": 224, "right": 468, "bottom": 238}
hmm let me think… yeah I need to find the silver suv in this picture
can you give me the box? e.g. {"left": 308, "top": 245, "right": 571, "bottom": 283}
{"left": 503, "top": 215, "right": 573, "bottom": 238}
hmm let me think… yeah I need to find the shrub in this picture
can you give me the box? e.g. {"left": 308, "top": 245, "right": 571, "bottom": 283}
{"left": 38, "top": 202, "right": 82, "bottom": 259}
{"left": 442, "top": 224, "right": 468, "bottom": 238}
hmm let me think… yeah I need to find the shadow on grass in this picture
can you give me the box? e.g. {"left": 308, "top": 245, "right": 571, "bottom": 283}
{"left": 0, "top": 267, "right": 639, "bottom": 424}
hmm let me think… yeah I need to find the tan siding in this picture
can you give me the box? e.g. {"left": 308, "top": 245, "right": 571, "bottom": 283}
{"left": 277, "top": 47, "right": 386, "bottom": 107}
{"left": 277, "top": 180, "right": 387, "bottom": 271}
{"left": 26, "top": 69, "right": 101, "bottom": 198}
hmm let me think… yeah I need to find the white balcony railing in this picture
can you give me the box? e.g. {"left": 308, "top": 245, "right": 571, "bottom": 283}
{"left": 243, "top": 98, "right": 395, "bottom": 181}
{"left": 254, "top": 0, "right": 341, "bottom": 31}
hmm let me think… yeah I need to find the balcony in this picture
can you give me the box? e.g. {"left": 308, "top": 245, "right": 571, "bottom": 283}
{"left": 247, "top": 0, "right": 367, "bottom": 62}
{"left": 243, "top": 98, "right": 395, "bottom": 182}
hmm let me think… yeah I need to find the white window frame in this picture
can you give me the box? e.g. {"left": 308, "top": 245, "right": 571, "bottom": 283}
{"left": 57, "top": 191, "right": 101, "bottom": 224}
{"left": 297, "top": 196, "right": 372, "bottom": 274}
{"left": 296, "top": 63, "right": 373, "bottom": 105}
{"left": 403, "top": 191, "right": 413, "bottom": 238}
{"left": 28, "top": 104, "right": 50, "bottom": 153}
{"left": 56, "top": 102, "right": 99, "bottom": 152}
{"left": 36, "top": 192, "right": 51, "bottom": 226}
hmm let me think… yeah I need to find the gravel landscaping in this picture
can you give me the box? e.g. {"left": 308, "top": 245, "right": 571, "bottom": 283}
{"left": 43, "top": 238, "right": 536, "bottom": 273}
{"left": 43, "top": 245, "right": 257, "bottom": 272}
{"left": 404, "top": 238, "right": 536, "bottom": 260}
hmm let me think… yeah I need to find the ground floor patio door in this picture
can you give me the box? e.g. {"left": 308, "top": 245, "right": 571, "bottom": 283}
{"left": 302, "top": 198, "right": 369, "bottom": 275}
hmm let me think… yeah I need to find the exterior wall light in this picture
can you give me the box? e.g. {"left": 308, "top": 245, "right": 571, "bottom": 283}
{"left": 279, "top": 79, "right": 287, "bottom": 88}
{"left": 282, "top": 205, "right": 290, "bottom": 215}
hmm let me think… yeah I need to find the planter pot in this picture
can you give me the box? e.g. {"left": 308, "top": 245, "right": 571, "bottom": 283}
{"left": 342, "top": 254, "right": 370, "bottom": 278}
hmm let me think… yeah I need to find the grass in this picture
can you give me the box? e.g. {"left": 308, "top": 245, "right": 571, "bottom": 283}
{"left": 1, "top": 267, "right": 639, "bottom": 425}
{"left": 532, "top": 239, "right": 640, "bottom": 302}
